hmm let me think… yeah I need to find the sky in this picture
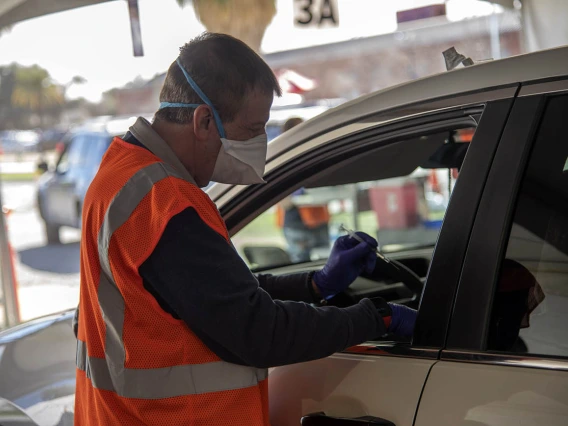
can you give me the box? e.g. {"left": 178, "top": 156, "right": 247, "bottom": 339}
{"left": 0, "top": 0, "right": 499, "bottom": 102}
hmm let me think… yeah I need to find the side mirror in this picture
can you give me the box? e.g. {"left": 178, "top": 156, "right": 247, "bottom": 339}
{"left": 36, "top": 161, "right": 49, "bottom": 174}
{"left": 243, "top": 246, "right": 291, "bottom": 269}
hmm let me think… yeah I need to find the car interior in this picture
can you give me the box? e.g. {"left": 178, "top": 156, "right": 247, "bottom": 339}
{"left": 232, "top": 127, "right": 476, "bottom": 318}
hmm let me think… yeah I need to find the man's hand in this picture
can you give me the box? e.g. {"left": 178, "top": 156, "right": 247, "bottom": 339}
{"left": 313, "top": 232, "right": 378, "bottom": 300}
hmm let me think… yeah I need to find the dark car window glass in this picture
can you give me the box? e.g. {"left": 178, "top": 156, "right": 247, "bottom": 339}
{"left": 68, "top": 135, "right": 90, "bottom": 170}
{"left": 488, "top": 95, "right": 568, "bottom": 358}
{"left": 55, "top": 146, "right": 70, "bottom": 175}
{"left": 233, "top": 127, "right": 476, "bottom": 273}
{"left": 84, "top": 135, "right": 111, "bottom": 171}
{"left": 56, "top": 134, "right": 90, "bottom": 175}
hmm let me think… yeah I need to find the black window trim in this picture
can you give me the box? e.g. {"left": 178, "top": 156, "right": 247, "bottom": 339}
{"left": 444, "top": 79, "right": 568, "bottom": 370}
{"left": 222, "top": 97, "right": 515, "bottom": 357}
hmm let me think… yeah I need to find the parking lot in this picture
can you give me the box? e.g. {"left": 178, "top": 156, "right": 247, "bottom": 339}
{"left": 2, "top": 180, "right": 80, "bottom": 321}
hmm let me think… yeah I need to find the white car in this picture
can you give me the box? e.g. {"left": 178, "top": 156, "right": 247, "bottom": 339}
{"left": 1, "top": 45, "right": 568, "bottom": 426}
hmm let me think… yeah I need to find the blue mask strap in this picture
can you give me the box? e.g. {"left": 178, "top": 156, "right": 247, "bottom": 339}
{"left": 159, "top": 102, "right": 201, "bottom": 109}
{"left": 174, "top": 58, "right": 226, "bottom": 139}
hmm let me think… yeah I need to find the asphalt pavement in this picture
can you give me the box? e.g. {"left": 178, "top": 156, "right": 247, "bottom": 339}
{"left": 1, "top": 180, "right": 80, "bottom": 321}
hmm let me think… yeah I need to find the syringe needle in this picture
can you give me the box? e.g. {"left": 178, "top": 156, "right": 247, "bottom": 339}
{"left": 339, "top": 224, "right": 392, "bottom": 264}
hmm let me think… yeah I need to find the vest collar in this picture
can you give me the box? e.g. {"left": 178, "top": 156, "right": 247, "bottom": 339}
{"left": 129, "top": 117, "right": 197, "bottom": 185}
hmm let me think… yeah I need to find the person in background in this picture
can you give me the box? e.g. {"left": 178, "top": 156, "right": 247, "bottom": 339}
{"left": 276, "top": 117, "right": 331, "bottom": 262}
{"left": 488, "top": 258, "right": 545, "bottom": 352}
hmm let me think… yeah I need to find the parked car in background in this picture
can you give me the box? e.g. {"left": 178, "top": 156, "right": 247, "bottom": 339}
{"left": 0, "top": 130, "right": 41, "bottom": 155}
{"left": 36, "top": 115, "right": 150, "bottom": 244}
{"left": 5, "top": 46, "right": 568, "bottom": 426}
{"left": 37, "top": 128, "right": 69, "bottom": 152}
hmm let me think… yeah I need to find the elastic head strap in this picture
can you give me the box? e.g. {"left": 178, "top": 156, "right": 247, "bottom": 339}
{"left": 159, "top": 102, "right": 201, "bottom": 109}
{"left": 175, "top": 58, "right": 226, "bottom": 138}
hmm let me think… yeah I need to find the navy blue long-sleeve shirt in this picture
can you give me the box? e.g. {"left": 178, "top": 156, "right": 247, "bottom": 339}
{"left": 123, "top": 132, "right": 385, "bottom": 368}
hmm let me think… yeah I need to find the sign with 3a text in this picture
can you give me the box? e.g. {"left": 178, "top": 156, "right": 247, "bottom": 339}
{"left": 294, "top": 0, "right": 339, "bottom": 28}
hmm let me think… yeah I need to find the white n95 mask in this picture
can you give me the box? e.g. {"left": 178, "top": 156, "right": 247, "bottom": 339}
{"left": 211, "top": 133, "right": 268, "bottom": 184}
{"left": 159, "top": 58, "right": 268, "bottom": 185}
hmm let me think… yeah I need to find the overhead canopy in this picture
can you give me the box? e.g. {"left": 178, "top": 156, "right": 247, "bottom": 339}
{"left": 0, "top": 0, "right": 117, "bottom": 29}
{"left": 485, "top": 0, "right": 515, "bottom": 7}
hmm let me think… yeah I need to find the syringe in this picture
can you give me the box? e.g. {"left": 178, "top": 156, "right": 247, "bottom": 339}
{"left": 339, "top": 224, "right": 392, "bottom": 264}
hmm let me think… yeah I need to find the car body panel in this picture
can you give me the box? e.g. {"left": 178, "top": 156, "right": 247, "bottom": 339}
{"left": 415, "top": 361, "right": 568, "bottom": 426}
{"left": 269, "top": 354, "right": 435, "bottom": 426}
{"left": 0, "top": 310, "right": 75, "bottom": 422}
{"left": 0, "top": 397, "right": 39, "bottom": 426}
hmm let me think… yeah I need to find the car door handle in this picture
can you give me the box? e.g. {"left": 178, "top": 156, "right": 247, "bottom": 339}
{"left": 301, "top": 412, "right": 396, "bottom": 426}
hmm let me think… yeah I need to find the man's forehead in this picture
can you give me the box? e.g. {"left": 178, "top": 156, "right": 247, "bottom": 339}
{"left": 239, "top": 90, "right": 273, "bottom": 124}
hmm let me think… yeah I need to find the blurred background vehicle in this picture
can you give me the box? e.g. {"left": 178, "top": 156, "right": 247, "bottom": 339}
{"left": 0, "top": 130, "right": 40, "bottom": 155}
{"left": 36, "top": 115, "right": 148, "bottom": 244}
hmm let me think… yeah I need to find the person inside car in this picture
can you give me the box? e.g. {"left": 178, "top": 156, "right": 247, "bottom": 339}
{"left": 488, "top": 258, "right": 545, "bottom": 352}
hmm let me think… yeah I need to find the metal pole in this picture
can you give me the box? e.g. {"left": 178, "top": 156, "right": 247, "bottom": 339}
{"left": 351, "top": 184, "right": 360, "bottom": 230}
{"left": 490, "top": 8, "right": 502, "bottom": 60}
{"left": 0, "top": 171, "right": 19, "bottom": 328}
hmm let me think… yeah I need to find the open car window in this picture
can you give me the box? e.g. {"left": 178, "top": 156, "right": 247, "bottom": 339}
{"left": 232, "top": 127, "right": 475, "bottom": 273}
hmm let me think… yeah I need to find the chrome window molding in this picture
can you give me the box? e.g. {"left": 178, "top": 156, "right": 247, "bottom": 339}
{"left": 519, "top": 78, "right": 568, "bottom": 97}
{"left": 441, "top": 350, "right": 568, "bottom": 372}
{"left": 343, "top": 343, "right": 439, "bottom": 360}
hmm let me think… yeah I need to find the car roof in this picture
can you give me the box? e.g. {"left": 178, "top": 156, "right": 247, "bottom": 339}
{"left": 207, "top": 45, "right": 568, "bottom": 203}
{"left": 71, "top": 114, "right": 154, "bottom": 138}
{"left": 270, "top": 45, "right": 568, "bottom": 155}
{"left": 268, "top": 105, "right": 331, "bottom": 125}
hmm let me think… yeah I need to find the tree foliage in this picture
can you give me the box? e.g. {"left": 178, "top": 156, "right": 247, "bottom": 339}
{"left": 0, "top": 63, "right": 71, "bottom": 129}
{"left": 10, "top": 64, "right": 63, "bottom": 111}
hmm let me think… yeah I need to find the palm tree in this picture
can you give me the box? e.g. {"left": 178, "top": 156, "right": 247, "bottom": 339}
{"left": 10, "top": 65, "right": 63, "bottom": 126}
{"left": 176, "top": 0, "right": 277, "bottom": 52}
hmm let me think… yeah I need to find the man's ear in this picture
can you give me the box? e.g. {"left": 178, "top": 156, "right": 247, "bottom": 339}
{"left": 193, "top": 105, "right": 215, "bottom": 140}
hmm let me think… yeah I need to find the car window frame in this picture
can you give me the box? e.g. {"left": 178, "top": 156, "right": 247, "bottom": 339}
{"left": 220, "top": 88, "right": 517, "bottom": 355}
{"left": 55, "top": 143, "right": 71, "bottom": 175}
{"left": 55, "top": 135, "right": 86, "bottom": 175}
{"left": 444, "top": 77, "right": 568, "bottom": 371}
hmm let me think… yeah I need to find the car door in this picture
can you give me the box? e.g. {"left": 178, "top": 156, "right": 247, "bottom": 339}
{"left": 45, "top": 134, "right": 90, "bottom": 227}
{"left": 414, "top": 79, "right": 568, "bottom": 426}
{"left": 219, "top": 89, "right": 517, "bottom": 426}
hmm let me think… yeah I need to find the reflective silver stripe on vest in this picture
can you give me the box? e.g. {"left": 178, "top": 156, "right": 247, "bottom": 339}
{"left": 77, "top": 162, "right": 267, "bottom": 399}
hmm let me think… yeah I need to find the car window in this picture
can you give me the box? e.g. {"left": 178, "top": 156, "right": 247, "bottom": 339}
{"left": 55, "top": 146, "right": 70, "bottom": 175}
{"left": 84, "top": 135, "right": 111, "bottom": 171}
{"left": 232, "top": 127, "right": 475, "bottom": 271}
{"left": 56, "top": 134, "right": 90, "bottom": 175}
{"left": 488, "top": 95, "right": 568, "bottom": 358}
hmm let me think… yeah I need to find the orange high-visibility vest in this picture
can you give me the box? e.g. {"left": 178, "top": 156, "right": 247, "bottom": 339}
{"left": 276, "top": 205, "right": 330, "bottom": 229}
{"left": 74, "top": 138, "right": 269, "bottom": 425}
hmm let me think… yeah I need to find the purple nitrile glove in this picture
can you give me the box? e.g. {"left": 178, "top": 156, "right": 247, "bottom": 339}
{"left": 388, "top": 303, "right": 417, "bottom": 337}
{"left": 313, "top": 232, "right": 378, "bottom": 300}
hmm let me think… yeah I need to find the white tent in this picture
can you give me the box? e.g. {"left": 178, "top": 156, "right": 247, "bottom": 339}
{"left": 0, "top": 0, "right": 116, "bottom": 29}
{"left": 487, "top": 0, "right": 568, "bottom": 52}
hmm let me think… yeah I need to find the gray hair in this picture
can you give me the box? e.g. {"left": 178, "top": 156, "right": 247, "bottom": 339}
{"left": 155, "top": 32, "right": 281, "bottom": 125}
